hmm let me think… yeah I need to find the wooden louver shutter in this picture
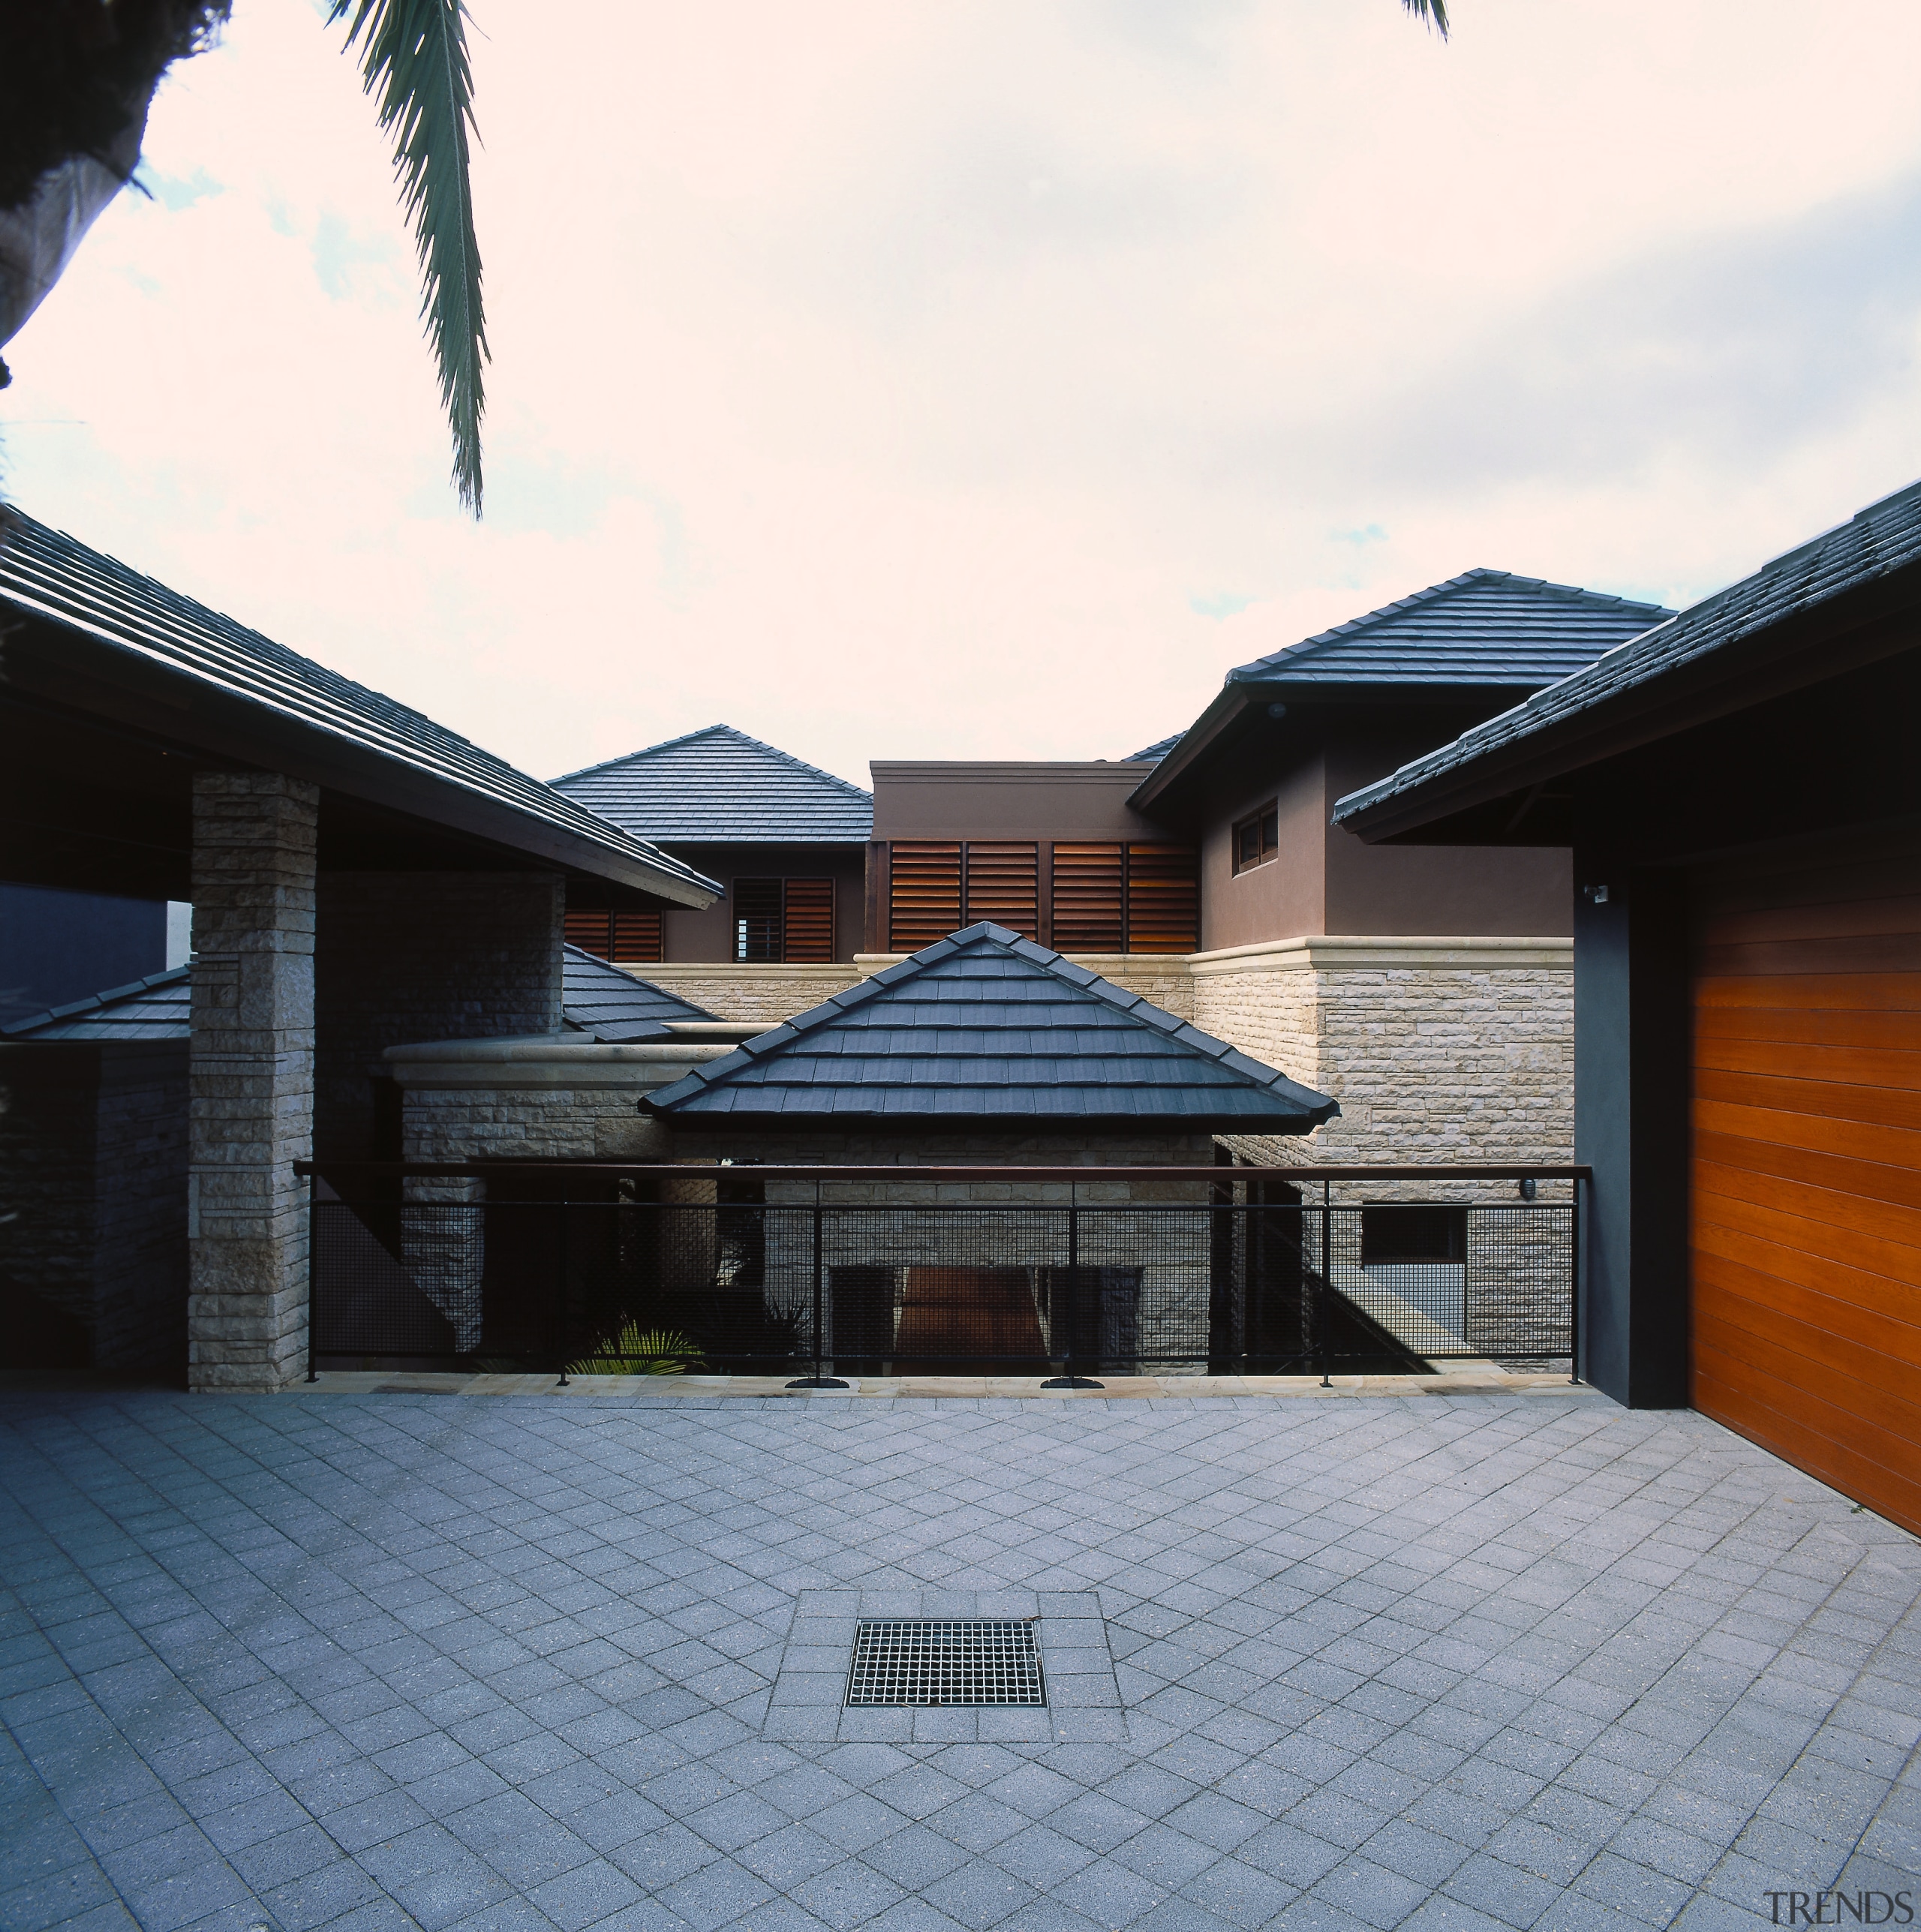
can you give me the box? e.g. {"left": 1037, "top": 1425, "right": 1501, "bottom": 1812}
{"left": 564, "top": 909, "right": 663, "bottom": 963}
{"left": 783, "top": 879, "right": 836, "bottom": 962}
{"left": 564, "top": 909, "right": 613, "bottom": 957}
{"left": 609, "top": 911, "right": 663, "bottom": 963}
{"left": 1051, "top": 843, "right": 1124, "bottom": 952}
{"left": 961, "top": 843, "right": 1039, "bottom": 939}
{"left": 1124, "top": 845, "right": 1200, "bottom": 954}
{"left": 888, "top": 843, "right": 963, "bottom": 951}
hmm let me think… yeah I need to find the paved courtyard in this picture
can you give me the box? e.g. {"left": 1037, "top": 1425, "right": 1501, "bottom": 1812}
{"left": 2, "top": 1390, "right": 1917, "bottom": 1932}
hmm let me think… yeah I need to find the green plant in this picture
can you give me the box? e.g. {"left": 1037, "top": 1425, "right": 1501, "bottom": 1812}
{"left": 568, "top": 1323, "right": 702, "bottom": 1377}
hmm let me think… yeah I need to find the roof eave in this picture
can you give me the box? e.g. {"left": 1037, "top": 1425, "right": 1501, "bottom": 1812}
{"left": 1334, "top": 572, "right": 1921, "bottom": 844}
{"left": 6, "top": 596, "right": 720, "bottom": 906}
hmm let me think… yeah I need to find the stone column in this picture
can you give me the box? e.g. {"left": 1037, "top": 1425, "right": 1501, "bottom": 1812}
{"left": 188, "top": 773, "right": 318, "bottom": 1391}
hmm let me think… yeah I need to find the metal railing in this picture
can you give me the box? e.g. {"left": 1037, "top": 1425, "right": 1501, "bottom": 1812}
{"left": 297, "top": 1163, "right": 1586, "bottom": 1386}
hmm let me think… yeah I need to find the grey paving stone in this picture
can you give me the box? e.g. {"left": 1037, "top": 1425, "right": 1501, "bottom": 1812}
{"left": 6, "top": 1392, "right": 1920, "bottom": 1932}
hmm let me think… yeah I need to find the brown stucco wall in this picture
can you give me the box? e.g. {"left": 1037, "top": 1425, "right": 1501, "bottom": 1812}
{"left": 655, "top": 843, "right": 867, "bottom": 964}
{"left": 1183, "top": 708, "right": 1573, "bottom": 947}
{"left": 1319, "top": 736, "right": 1571, "bottom": 937}
{"left": 1200, "top": 750, "right": 1330, "bottom": 952}
{"left": 870, "top": 762, "right": 1162, "bottom": 841}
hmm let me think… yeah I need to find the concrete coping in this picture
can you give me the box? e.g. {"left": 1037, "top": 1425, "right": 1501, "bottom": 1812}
{"left": 661, "top": 1020, "right": 768, "bottom": 1042}
{"left": 382, "top": 1032, "right": 741, "bottom": 1089}
{"left": 1189, "top": 934, "right": 1574, "bottom": 974}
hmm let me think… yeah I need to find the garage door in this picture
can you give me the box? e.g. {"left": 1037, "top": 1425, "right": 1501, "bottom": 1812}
{"left": 1690, "top": 840, "right": 1921, "bottom": 1536}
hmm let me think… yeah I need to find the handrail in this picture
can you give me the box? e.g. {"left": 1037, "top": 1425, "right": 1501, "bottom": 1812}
{"left": 294, "top": 1161, "right": 1591, "bottom": 1183}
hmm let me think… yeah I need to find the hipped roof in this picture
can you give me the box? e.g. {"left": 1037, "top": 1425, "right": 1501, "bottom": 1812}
{"left": 645, "top": 921, "right": 1339, "bottom": 1131}
{"left": 552, "top": 724, "right": 872, "bottom": 844}
{"left": 1333, "top": 479, "right": 1921, "bottom": 840}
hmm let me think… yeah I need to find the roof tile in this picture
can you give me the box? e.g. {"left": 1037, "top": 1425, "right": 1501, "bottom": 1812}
{"left": 1333, "top": 479, "right": 1921, "bottom": 825}
{"left": 552, "top": 723, "right": 872, "bottom": 843}
{"left": 645, "top": 921, "right": 1338, "bottom": 1131}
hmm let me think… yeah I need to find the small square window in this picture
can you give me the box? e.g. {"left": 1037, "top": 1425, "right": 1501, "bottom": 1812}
{"left": 1234, "top": 802, "right": 1279, "bottom": 873}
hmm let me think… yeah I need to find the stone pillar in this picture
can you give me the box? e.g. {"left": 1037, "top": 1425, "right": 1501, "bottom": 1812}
{"left": 188, "top": 773, "right": 318, "bottom": 1391}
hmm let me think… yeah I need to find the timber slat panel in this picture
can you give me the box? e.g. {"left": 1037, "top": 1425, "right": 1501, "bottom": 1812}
{"left": 1124, "top": 845, "right": 1201, "bottom": 955}
{"left": 1693, "top": 1068, "right": 1921, "bottom": 1134}
{"left": 1693, "top": 1097, "right": 1921, "bottom": 1170}
{"left": 1693, "top": 1218, "right": 1921, "bottom": 1337}
{"left": 1694, "top": 1005, "right": 1921, "bottom": 1051}
{"left": 1694, "top": 1351, "right": 1921, "bottom": 1533}
{"left": 781, "top": 878, "right": 836, "bottom": 963}
{"left": 961, "top": 843, "right": 1039, "bottom": 939}
{"left": 888, "top": 842, "right": 962, "bottom": 951}
{"left": 1690, "top": 847, "right": 1921, "bottom": 1537}
{"left": 1051, "top": 843, "right": 1124, "bottom": 952}
{"left": 1694, "top": 971, "right": 1921, "bottom": 1011}
{"left": 1691, "top": 1155, "right": 1921, "bottom": 1251}
{"left": 1694, "top": 933, "right": 1921, "bottom": 977}
{"left": 1693, "top": 1251, "right": 1921, "bottom": 1392}
{"left": 1691, "top": 1175, "right": 1921, "bottom": 1287}
{"left": 1694, "top": 1127, "right": 1921, "bottom": 1214}
{"left": 1696, "top": 1312, "right": 1921, "bottom": 1447}
{"left": 1691, "top": 1036, "right": 1921, "bottom": 1090}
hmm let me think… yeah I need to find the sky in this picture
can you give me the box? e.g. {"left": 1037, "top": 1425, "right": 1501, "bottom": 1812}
{"left": 5, "top": 0, "right": 1921, "bottom": 793}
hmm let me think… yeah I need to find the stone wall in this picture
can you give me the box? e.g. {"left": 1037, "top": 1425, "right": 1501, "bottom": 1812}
{"left": 1190, "top": 936, "right": 1574, "bottom": 1174}
{"left": 316, "top": 872, "right": 564, "bottom": 1161}
{"left": 626, "top": 954, "right": 1200, "bottom": 1026}
{"left": 625, "top": 963, "right": 863, "bottom": 1025}
{"left": 188, "top": 772, "right": 317, "bottom": 1393}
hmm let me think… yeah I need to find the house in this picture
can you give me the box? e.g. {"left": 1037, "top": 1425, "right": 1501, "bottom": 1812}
{"left": 1331, "top": 479, "right": 1921, "bottom": 1535}
{"left": 858, "top": 573, "right": 1670, "bottom": 1173}
{"left": 549, "top": 726, "right": 873, "bottom": 1015}
{"left": 0, "top": 508, "right": 720, "bottom": 1387}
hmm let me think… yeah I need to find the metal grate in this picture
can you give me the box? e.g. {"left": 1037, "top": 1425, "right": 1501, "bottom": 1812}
{"left": 846, "top": 1619, "right": 1046, "bottom": 1706}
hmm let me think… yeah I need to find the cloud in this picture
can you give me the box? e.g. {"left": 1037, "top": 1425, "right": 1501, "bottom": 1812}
{"left": 6, "top": 0, "right": 1921, "bottom": 788}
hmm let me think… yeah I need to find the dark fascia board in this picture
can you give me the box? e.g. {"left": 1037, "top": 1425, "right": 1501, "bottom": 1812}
{"left": 1125, "top": 684, "right": 1262, "bottom": 814}
{"left": 1334, "top": 570, "right": 1921, "bottom": 844}
{"left": 8, "top": 606, "right": 720, "bottom": 906}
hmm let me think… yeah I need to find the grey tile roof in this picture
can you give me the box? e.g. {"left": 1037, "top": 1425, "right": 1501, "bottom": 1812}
{"left": 559, "top": 945, "right": 717, "bottom": 1041}
{"left": 0, "top": 511, "right": 717, "bottom": 903}
{"left": 3, "top": 949, "right": 718, "bottom": 1045}
{"left": 551, "top": 724, "right": 873, "bottom": 843}
{"left": 1127, "top": 733, "right": 1183, "bottom": 762}
{"left": 1228, "top": 569, "right": 1674, "bottom": 690}
{"left": 645, "top": 921, "right": 1339, "bottom": 1130}
{"left": 1, "top": 966, "right": 191, "bottom": 1041}
{"left": 1333, "top": 478, "right": 1921, "bottom": 828}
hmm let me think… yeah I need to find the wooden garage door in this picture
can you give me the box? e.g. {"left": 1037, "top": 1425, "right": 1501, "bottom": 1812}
{"left": 1690, "top": 842, "right": 1921, "bottom": 1536}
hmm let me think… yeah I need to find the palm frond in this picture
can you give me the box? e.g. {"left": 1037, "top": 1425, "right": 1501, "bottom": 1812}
{"left": 1401, "top": 0, "right": 1451, "bottom": 37}
{"left": 330, "top": 0, "right": 487, "bottom": 515}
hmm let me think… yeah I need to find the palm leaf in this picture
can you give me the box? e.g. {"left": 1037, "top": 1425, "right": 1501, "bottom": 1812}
{"left": 1401, "top": 0, "right": 1451, "bottom": 35}
{"left": 330, "top": 0, "right": 487, "bottom": 514}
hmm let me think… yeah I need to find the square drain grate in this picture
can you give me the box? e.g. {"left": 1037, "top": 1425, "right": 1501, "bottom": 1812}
{"left": 846, "top": 1618, "right": 1046, "bottom": 1707}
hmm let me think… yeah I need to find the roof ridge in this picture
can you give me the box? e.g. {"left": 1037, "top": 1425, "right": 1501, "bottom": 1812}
{"left": 551, "top": 723, "right": 871, "bottom": 801}
{"left": 1225, "top": 568, "right": 1675, "bottom": 684}
{"left": 642, "top": 921, "right": 1338, "bottom": 1119}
